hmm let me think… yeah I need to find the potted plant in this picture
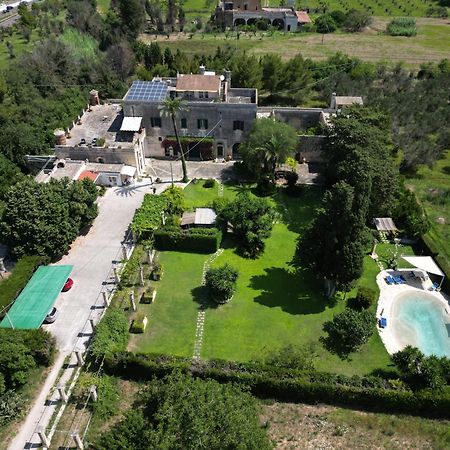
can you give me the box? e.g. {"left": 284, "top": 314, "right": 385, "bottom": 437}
{"left": 151, "top": 263, "right": 163, "bottom": 281}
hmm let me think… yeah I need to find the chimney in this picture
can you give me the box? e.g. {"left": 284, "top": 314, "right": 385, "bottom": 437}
{"left": 224, "top": 70, "right": 231, "bottom": 84}
{"left": 89, "top": 89, "right": 100, "bottom": 106}
{"left": 54, "top": 129, "right": 67, "bottom": 145}
{"left": 330, "top": 92, "right": 337, "bottom": 109}
{"left": 199, "top": 65, "right": 206, "bottom": 75}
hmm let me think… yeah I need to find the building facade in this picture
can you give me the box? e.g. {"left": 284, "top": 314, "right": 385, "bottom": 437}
{"left": 122, "top": 70, "right": 257, "bottom": 160}
{"left": 214, "top": 0, "right": 311, "bottom": 31}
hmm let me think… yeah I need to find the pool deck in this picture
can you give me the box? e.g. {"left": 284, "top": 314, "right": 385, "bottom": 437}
{"left": 376, "top": 269, "right": 450, "bottom": 355}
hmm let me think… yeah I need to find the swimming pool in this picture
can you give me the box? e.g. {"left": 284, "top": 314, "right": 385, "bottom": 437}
{"left": 391, "top": 291, "right": 450, "bottom": 357}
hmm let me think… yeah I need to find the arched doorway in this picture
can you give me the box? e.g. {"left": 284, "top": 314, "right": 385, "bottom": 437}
{"left": 234, "top": 18, "right": 246, "bottom": 28}
{"left": 272, "top": 18, "right": 285, "bottom": 30}
{"left": 217, "top": 144, "right": 224, "bottom": 158}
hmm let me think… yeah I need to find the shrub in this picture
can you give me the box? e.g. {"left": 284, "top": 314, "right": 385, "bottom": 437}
{"left": 161, "top": 186, "right": 185, "bottom": 215}
{"left": 285, "top": 171, "right": 299, "bottom": 186}
{"left": 72, "top": 373, "right": 119, "bottom": 419}
{"left": 203, "top": 178, "right": 216, "bottom": 188}
{"left": 286, "top": 184, "right": 303, "bottom": 197}
{"left": 91, "top": 309, "right": 129, "bottom": 358}
{"left": 394, "top": 187, "right": 429, "bottom": 238}
{"left": 0, "top": 255, "right": 42, "bottom": 310}
{"left": 0, "top": 390, "right": 24, "bottom": 425}
{"left": 131, "top": 194, "right": 168, "bottom": 239}
{"left": 392, "top": 346, "right": 450, "bottom": 390}
{"left": 322, "top": 308, "right": 374, "bottom": 356}
{"left": 347, "top": 286, "right": 376, "bottom": 310}
{"left": 330, "top": 10, "right": 346, "bottom": 26}
{"left": 315, "top": 14, "right": 337, "bottom": 34}
{"left": 95, "top": 137, "right": 105, "bottom": 147}
{"left": 151, "top": 263, "right": 163, "bottom": 280}
{"left": 426, "top": 6, "right": 448, "bottom": 18}
{"left": 343, "top": 9, "right": 372, "bottom": 32}
{"left": 154, "top": 227, "right": 222, "bottom": 253}
{"left": 205, "top": 264, "right": 238, "bottom": 304}
{"left": 103, "top": 352, "right": 450, "bottom": 419}
{"left": 221, "top": 192, "right": 275, "bottom": 258}
{"left": 386, "top": 18, "right": 417, "bottom": 37}
{"left": 140, "top": 287, "right": 155, "bottom": 304}
{"left": 255, "top": 178, "right": 276, "bottom": 196}
{"left": 130, "top": 313, "right": 148, "bottom": 334}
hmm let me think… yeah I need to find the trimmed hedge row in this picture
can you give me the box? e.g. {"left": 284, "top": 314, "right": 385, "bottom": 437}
{"left": 154, "top": 227, "right": 222, "bottom": 254}
{"left": 103, "top": 352, "right": 450, "bottom": 419}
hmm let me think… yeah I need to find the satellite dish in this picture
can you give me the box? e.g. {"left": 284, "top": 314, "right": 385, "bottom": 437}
{"left": 220, "top": 75, "right": 225, "bottom": 81}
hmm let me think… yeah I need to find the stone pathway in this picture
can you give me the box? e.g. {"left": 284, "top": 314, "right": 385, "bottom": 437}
{"left": 193, "top": 248, "right": 223, "bottom": 360}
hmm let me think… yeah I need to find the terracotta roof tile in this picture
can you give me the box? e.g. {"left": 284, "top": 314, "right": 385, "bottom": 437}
{"left": 176, "top": 74, "right": 221, "bottom": 92}
{"left": 78, "top": 170, "right": 99, "bottom": 182}
{"left": 296, "top": 11, "right": 311, "bottom": 23}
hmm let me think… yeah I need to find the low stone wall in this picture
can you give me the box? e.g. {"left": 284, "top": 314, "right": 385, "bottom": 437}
{"left": 55, "top": 145, "right": 137, "bottom": 166}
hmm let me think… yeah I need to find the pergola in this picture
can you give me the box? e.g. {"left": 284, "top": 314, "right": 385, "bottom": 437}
{"left": 402, "top": 256, "right": 445, "bottom": 289}
{"left": 373, "top": 217, "right": 398, "bottom": 233}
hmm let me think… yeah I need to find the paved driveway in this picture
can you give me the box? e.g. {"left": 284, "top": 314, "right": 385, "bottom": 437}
{"left": 9, "top": 180, "right": 166, "bottom": 450}
{"left": 43, "top": 181, "right": 159, "bottom": 351}
{"left": 147, "top": 159, "right": 237, "bottom": 183}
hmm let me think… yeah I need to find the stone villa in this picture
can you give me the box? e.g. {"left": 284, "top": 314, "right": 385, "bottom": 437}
{"left": 39, "top": 66, "right": 363, "bottom": 185}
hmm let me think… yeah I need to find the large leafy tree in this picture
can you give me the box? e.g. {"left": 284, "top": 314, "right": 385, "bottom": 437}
{"left": 322, "top": 308, "right": 374, "bottom": 356}
{"left": 159, "top": 97, "right": 189, "bottom": 183}
{"left": 296, "top": 182, "right": 367, "bottom": 296}
{"left": 221, "top": 192, "right": 276, "bottom": 258}
{"left": 98, "top": 372, "right": 272, "bottom": 450}
{"left": 231, "top": 53, "right": 263, "bottom": 90}
{"left": 241, "top": 118, "right": 298, "bottom": 180}
{"left": 0, "top": 178, "right": 98, "bottom": 260}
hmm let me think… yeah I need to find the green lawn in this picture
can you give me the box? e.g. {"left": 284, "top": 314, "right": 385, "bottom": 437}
{"left": 131, "top": 182, "right": 396, "bottom": 376}
{"left": 0, "top": 30, "right": 39, "bottom": 70}
{"left": 60, "top": 28, "right": 99, "bottom": 60}
{"left": 183, "top": 179, "right": 240, "bottom": 210}
{"left": 128, "top": 251, "right": 207, "bottom": 356}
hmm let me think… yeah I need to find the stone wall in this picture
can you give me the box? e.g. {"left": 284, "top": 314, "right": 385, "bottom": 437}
{"left": 55, "top": 145, "right": 138, "bottom": 167}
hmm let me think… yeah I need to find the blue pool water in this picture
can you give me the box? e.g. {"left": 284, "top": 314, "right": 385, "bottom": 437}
{"left": 392, "top": 291, "right": 450, "bottom": 357}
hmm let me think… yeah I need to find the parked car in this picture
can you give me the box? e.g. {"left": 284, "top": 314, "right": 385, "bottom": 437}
{"left": 79, "top": 138, "right": 86, "bottom": 145}
{"left": 44, "top": 307, "right": 58, "bottom": 324}
{"left": 91, "top": 137, "right": 97, "bottom": 146}
{"left": 62, "top": 278, "right": 73, "bottom": 292}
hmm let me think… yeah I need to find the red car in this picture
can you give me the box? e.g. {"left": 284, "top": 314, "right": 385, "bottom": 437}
{"left": 62, "top": 278, "right": 74, "bottom": 292}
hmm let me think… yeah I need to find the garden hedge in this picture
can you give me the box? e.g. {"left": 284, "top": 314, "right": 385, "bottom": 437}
{"left": 103, "top": 352, "right": 450, "bottom": 419}
{"left": 154, "top": 227, "right": 222, "bottom": 254}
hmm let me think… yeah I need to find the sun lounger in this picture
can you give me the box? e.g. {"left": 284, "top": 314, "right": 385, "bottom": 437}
{"left": 399, "top": 275, "right": 406, "bottom": 282}
{"left": 385, "top": 277, "right": 394, "bottom": 285}
{"left": 378, "top": 317, "right": 387, "bottom": 328}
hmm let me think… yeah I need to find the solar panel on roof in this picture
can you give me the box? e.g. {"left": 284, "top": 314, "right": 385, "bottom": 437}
{"left": 125, "top": 81, "right": 168, "bottom": 102}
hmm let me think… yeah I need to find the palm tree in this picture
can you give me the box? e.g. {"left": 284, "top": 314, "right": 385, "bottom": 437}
{"left": 159, "top": 97, "right": 189, "bottom": 183}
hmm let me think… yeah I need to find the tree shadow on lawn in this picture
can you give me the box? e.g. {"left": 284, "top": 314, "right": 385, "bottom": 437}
{"left": 191, "top": 285, "right": 219, "bottom": 310}
{"left": 250, "top": 266, "right": 330, "bottom": 315}
{"left": 275, "top": 186, "right": 325, "bottom": 235}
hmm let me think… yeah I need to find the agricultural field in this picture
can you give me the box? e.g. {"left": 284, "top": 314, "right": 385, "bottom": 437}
{"left": 129, "top": 181, "right": 397, "bottom": 376}
{"left": 147, "top": 17, "right": 450, "bottom": 65}
{"left": 183, "top": 0, "right": 440, "bottom": 17}
{"left": 263, "top": 401, "right": 450, "bottom": 449}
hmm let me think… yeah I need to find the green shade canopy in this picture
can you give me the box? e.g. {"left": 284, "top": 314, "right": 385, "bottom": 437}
{"left": 0, "top": 265, "right": 73, "bottom": 329}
